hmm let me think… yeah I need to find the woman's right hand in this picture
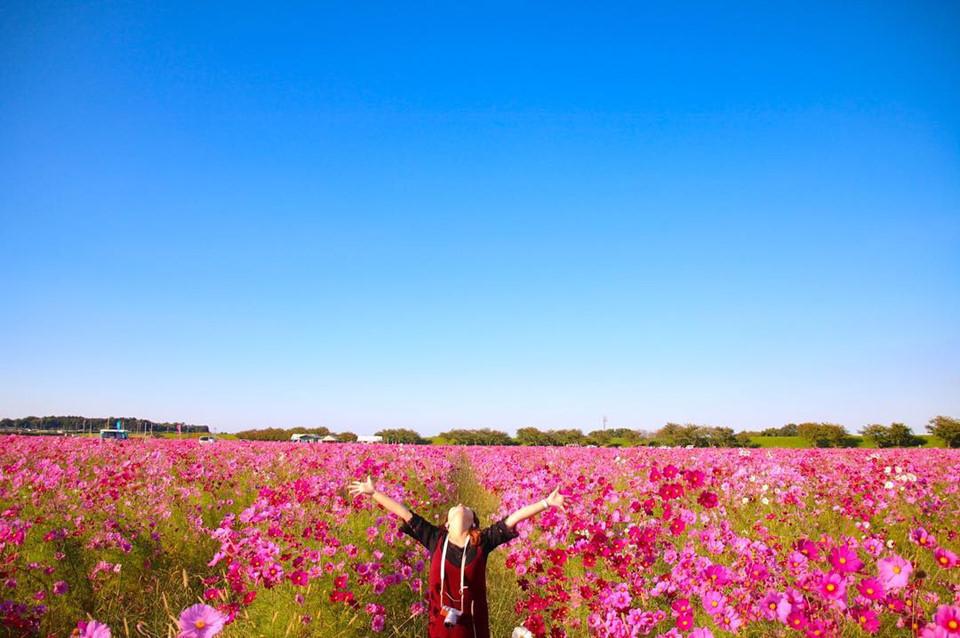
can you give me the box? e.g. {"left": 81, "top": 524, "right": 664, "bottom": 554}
{"left": 348, "top": 474, "right": 375, "bottom": 497}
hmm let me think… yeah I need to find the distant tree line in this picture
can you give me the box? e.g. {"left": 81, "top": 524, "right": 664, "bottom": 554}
{"left": 654, "top": 423, "right": 758, "bottom": 448}
{"left": 0, "top": 416, "right": 209, "bottom": 434}
{"left": 8, "top": 415, "right": 956, "bottom": 448}
{"left": 233, "top": 426, "right": 358, "bottom": 442}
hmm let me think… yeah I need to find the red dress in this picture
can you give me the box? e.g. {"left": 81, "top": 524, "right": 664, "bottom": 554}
{"left": 427, "top": 532, "right": 489, "bottom": 638}
{"left": 400, "top": 512, "right": 519, "bottom": 638}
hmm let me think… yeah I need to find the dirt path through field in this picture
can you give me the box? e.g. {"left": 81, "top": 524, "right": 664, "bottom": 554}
{"left": 449, "top": 452, "right": 525, "bottom": 637}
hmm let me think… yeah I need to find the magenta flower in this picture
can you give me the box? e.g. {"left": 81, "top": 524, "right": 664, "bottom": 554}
{"left": 934, "top": 605, "right": 960, "bottom": 634}
{"left": 53, "top": 580, "right": 69, "bottom": 595}
{"left": 178, "top": 604, "right": 227, "bottom": 638}
{"left": 911, "top": 527, "right": 937, "bottom": 549}
{"left": 818, "top": 572, "right": 847, "bottom": 600}
{"left": 857, "top": 577, "right": 884, "bottom": 601}
{"left": 78, "top": 620, "right": 112, "bottom": 638}
{"left": 702, "top": 590, "right": 726, "bottom": 616}
{"left": 697, "top": 491, "right": 719, "bottom": 508}
{"left": 934, "top": 548, "right": 958, "bottom": 569}
{"left": 703, "top": 564, "right": 730, "bottom": 587}
{"left": 786, "top": 609, "right": 808, "bottom": 630}
{"left": 794, "top": 538, "right": 821, "bottom": 561}
{"left": 689, "top": 629, "right": 714, "bottom": 638}
{"left": 852, "top": 607, "right": 880, "bottom": 634}
{"left": 289, "top": 569, "right": 308, "bottom": 586}
{"left": 760, "top": 592, "right": 791, "bottom": 623}
{"left": 828, "top": 546, "right": 862, "bottom": 574}
{"left": 671, "top": 597, "right": 692, "bottom": 615}
{"left": 877, "top": 554, "right": 912, "bottom": 591}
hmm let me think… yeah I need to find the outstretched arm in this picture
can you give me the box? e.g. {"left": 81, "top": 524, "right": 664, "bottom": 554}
{"left": 348, "top": 475, "right": 414, "bottom": 523}
{"left": 504, "top": 486, "right": 565, "bottom": 529}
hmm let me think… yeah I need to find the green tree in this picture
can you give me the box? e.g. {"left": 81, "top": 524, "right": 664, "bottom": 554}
{"left": 862, "top": 423, "right": 924, "bottom": 448}
{"left": 861, "top": 424, "right": 891, "bottom": 447}
{"left": 516, "top": 427, "right": 551, "bottom": 446}
{"left": 375, "top": 428, "right": 426, "bottom": 444}
{"left": 437, "top": 428, "right": 514, "bottom": 445}
{"left": 797, "top": 422, "right": 853, "bottom": 448}
{"left": 927, "top": 415, "right": 960, "bottom": 448}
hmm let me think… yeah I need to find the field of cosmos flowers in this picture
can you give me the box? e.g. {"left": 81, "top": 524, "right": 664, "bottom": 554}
{"left": 0, "top": 437, "right": 958, "bottom": 638}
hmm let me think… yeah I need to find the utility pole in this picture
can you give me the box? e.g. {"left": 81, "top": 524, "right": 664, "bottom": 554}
{"left": 602, "top": 415, "right": 608, "bottom": 431}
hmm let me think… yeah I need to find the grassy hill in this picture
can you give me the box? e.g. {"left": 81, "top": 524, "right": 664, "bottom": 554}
{"left": 749, "top": 434, "right": 946, "bottom": 448}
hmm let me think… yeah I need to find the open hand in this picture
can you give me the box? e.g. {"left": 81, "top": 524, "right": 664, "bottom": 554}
{"left": 545, "top": 485, "right": 566, "bottom": 510}
{"left": 348, "top": 474, "right": 375, "bottom": 497}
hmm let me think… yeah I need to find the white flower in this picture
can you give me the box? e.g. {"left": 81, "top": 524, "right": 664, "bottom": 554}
{"left": 884, "top": 481, "right": 895, "bottom": 490}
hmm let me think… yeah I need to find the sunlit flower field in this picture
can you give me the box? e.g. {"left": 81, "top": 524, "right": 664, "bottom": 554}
{"left": 1, "top": 436, "right": 958, "bottom": 637}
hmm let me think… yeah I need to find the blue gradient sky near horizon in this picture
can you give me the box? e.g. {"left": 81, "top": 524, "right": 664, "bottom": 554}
{"left": 2, "top": 2, "right": 958, "bottom": 434}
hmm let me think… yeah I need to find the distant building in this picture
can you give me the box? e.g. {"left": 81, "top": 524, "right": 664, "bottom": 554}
{"left": 320, "top": 435, "right": 339, "bottom": 443}
{"left": 357, "top": 435, "right": 383, "bottom": 444}
{"left": 291, "top": 433, "right": 322, "bottom": 443}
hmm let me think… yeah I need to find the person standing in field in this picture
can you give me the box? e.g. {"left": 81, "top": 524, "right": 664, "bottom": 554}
{"left": 348, "top": 475, "right": 565, "bottom": 638}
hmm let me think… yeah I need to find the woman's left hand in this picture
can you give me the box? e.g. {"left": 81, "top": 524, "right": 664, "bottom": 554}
{"left": 545, "top": 486, "right": 566, "bottom": 510}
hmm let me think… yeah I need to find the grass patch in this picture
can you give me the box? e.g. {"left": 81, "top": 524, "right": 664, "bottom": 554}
{"left": 749, "top": 435, "right": 808, "bottom": 448}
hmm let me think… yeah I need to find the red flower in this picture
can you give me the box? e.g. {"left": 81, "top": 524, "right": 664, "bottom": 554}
{"left": 697, "top": 491, "right": 719, "bottom": 508}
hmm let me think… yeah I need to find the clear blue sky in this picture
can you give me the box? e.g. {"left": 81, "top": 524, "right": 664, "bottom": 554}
{"left": 2, "top": 2, "right": 958, "bottom": 435}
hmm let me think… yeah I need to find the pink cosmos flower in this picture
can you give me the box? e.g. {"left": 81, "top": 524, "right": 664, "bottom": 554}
{"left": 178, "top": 604, "right": 227, "bottom": 638}
{"left": 78, "top": 620, "right": 112, "bottom": 638}
{"left": 805, "top": 619, "right": 828, "bottom": 637}
{"left": 786, "top": 610, "right": 808, "bottom": 630}
{"left": 877, "top": 554, "right": 912, "bottom": 591}
{"left": 794, "top": 539, "right": 820, "bottom": 561}
{"left": 934, "top": 548, "right": 958, "bottom": 569}
{"left": 689, "top": 629, "right": 714, "bottom": 638}
{"left": 676, "top": 613, "right": 694, "bottom": 631}
{"left": 934, "top": 605, "right": 960, "bottom": 634}
{"left": 788, "top": 551, "right": 809, "bottom": 572}
{"left": 671, "top": 597, "right": 692, "bottom": 616}
{"left": 703, "top": 564, "right": 730, "bottom": 587}
{"left": 702, "top": 590, "right": 726, "bottom": 616}
{"left": 911, "top": 527, "right": 937, "bottom": 549}
{"left": 371, "top": 614, "right": 386, "bottom": 632}
{"left": 828, "top": 546, "right": 863, "bottom": 574}
{"left": 669, "top": 517, "right": 685, "bottom": 536}
{"left": 289, "top": 570, "right": 308, "bottom": 586}
{"left": 819, "top": 572, "right": 847, "bottom": 600}
{"left": 857, "top": 577, "right": 884, "bottom": 601}
{"left": 760, "top": 592, "right": 791, "bottom": 623}
{"left": 852, "top": 607, "right": 880, "bottom": 634}
{"left": 606, "top": 585, "right": 631, "bottom": 611}
{"left": 53, "top": 580, "right": 69, "bottom": 595}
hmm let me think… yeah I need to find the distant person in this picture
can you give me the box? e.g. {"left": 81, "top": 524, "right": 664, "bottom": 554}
{"left": 348, "top": 475, "right": 565, "bottom": 638}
